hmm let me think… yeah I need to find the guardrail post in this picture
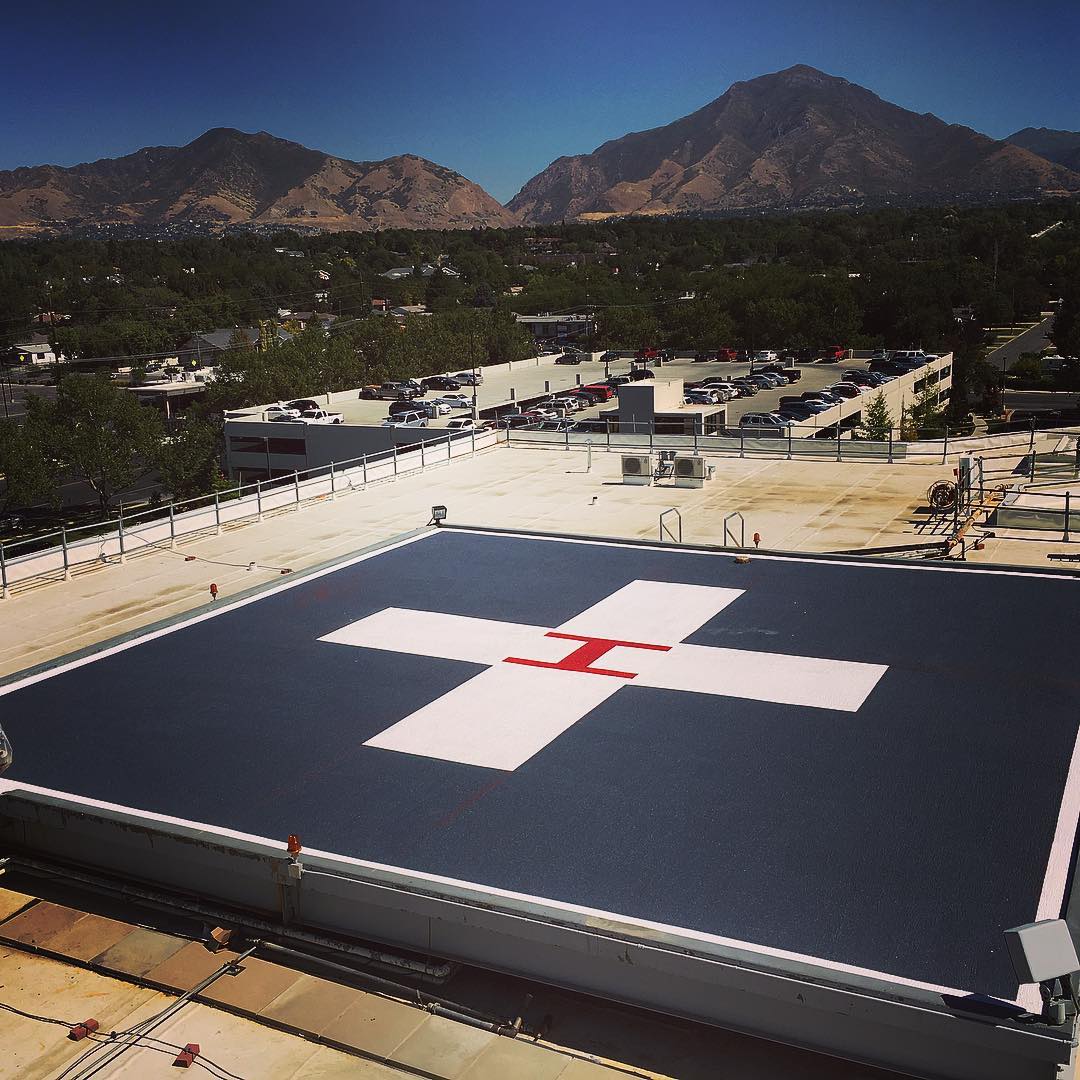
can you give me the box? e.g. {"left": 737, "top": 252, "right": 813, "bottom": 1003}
{"left": 169, "top": 502, "right": 176, "bottom": 549}
{"left": 329, "top": 462, "right": 336, "bottom": 500}
{"left": 888, "top": 427, "right": 894, "bottom": 464}
{"left": 693, "top": 431, "right": 698, "bottom": 454}
{"left": 61, "top": 527, "right": 71, "bottom": 579}
{"left": 214, "top": 492, "right": 222, "bottom": 534}
{"left": 1065, "top": 491, "right": 1072, "bottom": 543}
{"left": 739, "top": 427, "right": 745, "bottom": 459}
{"left": 0, "top": 543, "right": 7, "bottom": 598}
{"left": 471, "top": 427, "right": 476, "bottom": 454}
{"left": 649, "top": 428, "right": 654, "bottom": 452}
{"left": 294, "top": 470, "right": 301, "bottom": 509}
{"left": 787, "top": 425, "right": 793, "bottom": 460}
{"left": 256, "top": 480, "right": 263, "bottom": 521}
{"left": 836, "top": 423, "right": 842, "bottom": 461}
{"left": 117, "top": 511, "right": 126, "bottom": 564}
{"left": 393, "top": 444, "right": 398, "bottom": 476}
{"left": 362, "top": 454, "right": 368, "bottom": 485}
{"left": 942, "top": 424, "right": 949, "bottom": 464}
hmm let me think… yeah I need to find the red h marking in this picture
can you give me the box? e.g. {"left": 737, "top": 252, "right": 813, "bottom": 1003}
{"left": 504, "top": 632, "right": 671, "bottom": 679}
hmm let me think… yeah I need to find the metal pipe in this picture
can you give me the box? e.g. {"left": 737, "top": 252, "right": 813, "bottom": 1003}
{"left": 0, "top": 542, "right": 7, "bottom": 598}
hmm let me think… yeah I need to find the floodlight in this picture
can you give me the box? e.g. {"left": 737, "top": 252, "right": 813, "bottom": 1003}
{"left": 429, "top": 505, "right": 448, "bottom": 526}
{"left": 1004, "top": 919, "right": 1080, "bottom": 1025}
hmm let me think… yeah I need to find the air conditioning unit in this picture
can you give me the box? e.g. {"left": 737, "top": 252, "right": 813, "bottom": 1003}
{"left": 673, "top": 455, "right": 707, "bottom": 487}
{"left": 621, "top": 454, "right": 653, "bottom": 485}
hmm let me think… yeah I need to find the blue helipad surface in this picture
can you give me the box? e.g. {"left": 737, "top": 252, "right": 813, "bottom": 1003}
{"left": 3, "top": 527, "right": 1079, "bottom": 1003}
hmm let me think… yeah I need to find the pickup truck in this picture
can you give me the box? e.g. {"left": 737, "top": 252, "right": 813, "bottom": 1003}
{"left": 299, "top": 409, "right": 344, "bottom": 424}
{"left": 361, "top": 383, "right": 421, "bottom": 400}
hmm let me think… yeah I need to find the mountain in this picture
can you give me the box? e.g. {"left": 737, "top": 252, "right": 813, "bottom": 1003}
{"left": 508, "top": 66, "right": 1080, "bottom": 223}
{"left": 1006, "top": 127, "right": 1080, "bottom": 173}
{"left": 0, "top": 128, "right": 518, "bottom": 232}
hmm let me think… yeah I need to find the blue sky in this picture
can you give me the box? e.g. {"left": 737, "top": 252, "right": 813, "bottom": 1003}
{"left": 4, "top": 0, "right": 1078, "bottom": 203}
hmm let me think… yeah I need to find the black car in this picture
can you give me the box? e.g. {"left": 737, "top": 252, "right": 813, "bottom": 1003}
{"left": 555, "top": 351, "right": 586, "bottom": 365}
{"left": 285, "top": 398, "right": 320, "bottom": 411}
{"left": 777, "top": 402, "right": 816, "bottom": 421}
{"left": 421, "top": 376, "right": 461, "bottom": 390}
{"left": 627, "top": 367, "right": 655, "bottom": 381}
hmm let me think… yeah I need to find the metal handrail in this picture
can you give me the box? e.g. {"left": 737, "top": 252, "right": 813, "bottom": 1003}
{"left": 723, "top": 512, "right": 745, "bottom": 548}
{"left": 659, "top": 508, "right": 682, "bottom": 544}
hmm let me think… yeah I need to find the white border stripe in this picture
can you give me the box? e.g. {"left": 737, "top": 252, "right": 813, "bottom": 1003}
{"left": 0, "top": 530, "right": 432, "bottom": 699}
{"left": 0, "top": 778, "right": 986, "bottom": 1004}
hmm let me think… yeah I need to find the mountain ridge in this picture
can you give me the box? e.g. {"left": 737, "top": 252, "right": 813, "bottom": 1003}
{"left": 0, "top": 128, "right": 518, "bottom": 232}
{"left": 507, "top": 65, "right": 1080, "bottom": 223}
{"left": 1006, "top": 127, "right": 1080, "bottom": 173}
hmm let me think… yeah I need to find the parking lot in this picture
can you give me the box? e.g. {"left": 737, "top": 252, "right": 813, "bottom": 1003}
{"left": 274, "top": 354, "right": 877, "bottom": 431}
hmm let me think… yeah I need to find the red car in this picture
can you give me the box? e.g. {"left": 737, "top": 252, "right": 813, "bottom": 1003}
{"left": 716, "top": 347, "right": 738, "bottom": 362}
{"left": 582, "top": 383, "right": 616, "bottom": 401}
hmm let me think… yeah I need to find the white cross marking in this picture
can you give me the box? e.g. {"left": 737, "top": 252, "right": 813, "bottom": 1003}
{"left": 319, "top": 581, "right": 888, "bottom": 771}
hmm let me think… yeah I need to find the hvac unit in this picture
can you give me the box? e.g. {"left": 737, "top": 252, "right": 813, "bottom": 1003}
{"left": 621, "top": 454, "right": 653, "bottom": 486}
{"left": 673, "top": 455, "right": 707, "bottom": 488}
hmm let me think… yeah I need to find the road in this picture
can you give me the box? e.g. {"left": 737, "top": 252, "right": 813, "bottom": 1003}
{"left": 985, "top": 316, "right": 1054, "bottom": 378}
{"left": 0, "top": 381, "right": 56, "bottom": 422}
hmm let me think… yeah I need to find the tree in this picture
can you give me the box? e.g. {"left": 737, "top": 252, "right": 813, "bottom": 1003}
{"left": 0, "top": 399, "right": 63, "bottom": 510}
{"left": 858, "top": 392, "right": 893, "bottom": 442}
{"left": 51, "top": 375, "right": 164, "bottom": 510}
{"left": 157, "top": 410, "right": 227, "bottom": 501}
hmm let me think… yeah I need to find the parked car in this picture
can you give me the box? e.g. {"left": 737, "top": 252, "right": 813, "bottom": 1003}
{"left": 583, "top": 383, "right": 616, "bottom": 401}
{"left": 555, "top": 350, "right": 586, "bottom": 364}
{"left": 571, "top": 389, "right": 606, "bottom": 405}
{"left": 730, "top": 379, "right": 759, "bottom": 396}
{"left": 777, "top": 402, "right": 818, "bottom": 421}
{"left": 299, "top": 409, "right": 344, "bottom": 424}
{"left": 446, "top": 417, "right": 476, "bottom": 430}
{"left": 429, "top": 393, "right": 472, "bottom": 409}
{"left": 716, "top": 347, "right": 739, "bottom": 362}
{"left": 389, "top": 399, "right": 424, "bottom": 416}
{"left": 760, "top": 372, "right": 787, "bottom": 387}
{"left": 747, "top": 375, "right": 777, "bottom": 390}
{"left": 535, "top": 419, "right": 575, "bottom": 432}
{"left": 627, "top": 367, "right": 655, "bottom": 381}
{"left": 529, "top": 406, "right": 559, "bottom": 422}
{"left": 361, "top": 383, "right": 421, "bottom": 400}
{"left": 402, "top": 400, "right": 450, "bottom": 419}
{"left": 740, "top": 412, "right": 792, "bottom": 430}
{"left": 802, "top": 390, "right": 843, "bottom": 406}
{"left": 753, "top": 350, "right": 779, "bottom": 364}
{"left": 265, "top": 405, "right": 301, "bottom": 420}
{"left": 286, "top": 398, "right": 321, "bottom": 412}
{"left": 499, "top": 413, "right": 533, "bottom": 429}
{"left": 828, "top": 383, "right": 865, "bottom": 399}
{"left": 553, "top": 395, "right": 586, "bottom": 412}
{"left": 693, "top": 351, "right": 718, "bottom": 363}
{"left": 599, "top": 350, "right": 619, "bottom": 364}
{"left": 454, "top": 371, "right": 483, "bottom": 385}
{"left": 605, "top": 375, "right": 633, "bottom": 388}
{"left": 421, "top": 376, "right": 461, "bottom": 390}
{"left": 381, "top": 411, "right": 428, "bottom": 427}
{"left": 685, "top": 389, "right": 719, "bottom": 405}
{"left": 572, "top": 418, "right": 608, "bottom": 433}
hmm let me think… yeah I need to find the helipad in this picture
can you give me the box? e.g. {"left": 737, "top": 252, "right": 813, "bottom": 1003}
{"left": 2, "top": 526, "right": 1078, "bottom": 1077}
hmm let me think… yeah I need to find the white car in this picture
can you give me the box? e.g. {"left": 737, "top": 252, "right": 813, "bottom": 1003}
{"left": 446, "top": 417, "right": 476, "bottom": 430}
{"left": 430, "top": 394, "right": 472, "bottom": 409}
{"left": 299, "top": 409, "right": 344, "bottom": 424}
{"left": 265, "top": 405, "right": 301, "bottom": 420}
{"left": 381, "top": 412, "right": 428, "bottom": 427}
{"left": 754, "top": 350, "right": 779, "bottom": 364}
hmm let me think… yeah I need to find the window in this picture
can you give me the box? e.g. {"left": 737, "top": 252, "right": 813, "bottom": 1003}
{"left": 229, "top": 436, "right": 306, "bottom": 456}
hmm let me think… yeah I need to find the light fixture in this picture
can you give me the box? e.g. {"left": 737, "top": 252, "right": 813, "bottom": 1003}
{"left": 1004, "top": 919, "right": 1080, "bottom": 1025}
{"left": 429, "top": 505, "right": 448, "bottom": 526}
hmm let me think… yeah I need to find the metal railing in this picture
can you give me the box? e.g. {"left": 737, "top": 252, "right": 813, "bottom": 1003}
{"left": 659, "top": 508, "right": 682, "bottom": 544}
{"left": 504, "top": 419, "right": 1076, "bottom": 466}
{"left": 0, "top": 426, "right": 501, "bottom": 597}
